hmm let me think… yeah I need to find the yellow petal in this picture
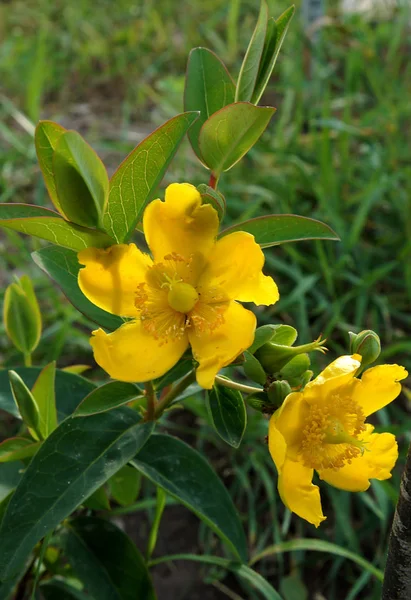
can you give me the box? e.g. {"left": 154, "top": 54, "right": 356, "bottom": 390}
{"left": 318, "top": 424, "right": 398, "bottom": 491}
{"left": 274, "top": 392, "right": 309, "bottom": 458}
{"left": 188, "top": 301, "right": 256, "bottom": 389}
{"left": 198, "top": 232, "right": 279, "bottom": 305}
{"left": 91, "top": 320, "right": 188, "bottom": 382}
{"left": 353, "top": 364, "right": 408, "bottom": 417}
{"left": 268, "top": 413, "right": 287, "bottom": 472}
{"left": 304, "top": 354, "right": 361, "bottom": 403}
{"left": 143, "top": 183, "right": 219, "bottom": 267}
{"left": 78, "top": 244, "right": 151, "bottom": 317}
{"left": 278, "top": 459, "right": 326, "bottom": 527}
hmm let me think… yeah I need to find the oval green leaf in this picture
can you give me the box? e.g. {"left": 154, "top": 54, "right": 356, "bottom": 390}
{"left": 0, "top": 366, "right": 96, "bottom": 421}
{"left": 206, "top": 384, "right": 247, "bottom": 447}
{"left": 0, "top": 407, "right": 154, "bottom": 580}
{"left": 235, "top": 0, "right": 268, "bottom": 102}
{"left": 199, "top": 102, "right": 275, "bottom": 175}
{"left": 220, "top": 214, "right": 340, "bottom": 247}
{"left": 3, "top": 279, "right": 41, "bottom": 356}
{"left": 184, "top": 48, "right": 235, "bottom": 160}
{"left": 64, "top": 516, "right": 156, "bottom": 600}
{"left": 108, "top": 465, "right": 141, "bottom": 507}
{"left": 8, "top": 370, "right": 41, "bottom": 439}
{"left": 53, "top": 131, "right": 109, "bottom": 229}
{"left": 0, "top": 203, "right": 114, "bottom": 250}
{"left": 35, "top": 120, "right": 67, "bottom": 215}
{"left": 32, "top": 245, "right": 123, "bottom": 331}
{"left": 131, "top": 434, "right": 247, "bottom": 562}
{"left": 0, "top": 438, "right": 41, "bottom": 463}
{"left": 104, "top": 112, "right": 199, "bottom": 243}
{"left": 74, "top": 381, "right": 142, "bottom": 417}
{"left": 31, "top": 361, "right": 58, "bottom": 438}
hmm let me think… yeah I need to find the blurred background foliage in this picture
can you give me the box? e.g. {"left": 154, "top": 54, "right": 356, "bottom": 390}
{"left": 0, "top": 0, "right": 410, "bottom": 598}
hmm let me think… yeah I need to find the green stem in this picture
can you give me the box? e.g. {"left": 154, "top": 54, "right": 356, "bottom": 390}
{"left": 146, "top": 487, "right": 166, "bottom": 560}
{"left": 144, "top": 381, "right": 157, "bottom": 421}
{"left": 30, "top": 530, "right": 52, "bottom": 599}
{"left": 23, "top": 352, "right": 32, "bottom": 367}
{"left": 214, "top": 375, "right": 262, "bottom": 395}
{"left": 153, "top": 369, "right": 196, "bottom": 419}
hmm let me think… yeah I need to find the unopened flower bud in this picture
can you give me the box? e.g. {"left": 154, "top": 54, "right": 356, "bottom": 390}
{"left": 349, "top": 330, "right": 381, "bottom": 370}
{"left": 255, "top": 336, "right": 327, "bottom": 375}
{"left": 267, "top": 380, "right": 292, "bottom": 408}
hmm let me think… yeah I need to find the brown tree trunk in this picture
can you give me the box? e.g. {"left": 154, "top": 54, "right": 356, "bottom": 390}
{"left": 382, "top": 442, "right": 411, "bottom": 600}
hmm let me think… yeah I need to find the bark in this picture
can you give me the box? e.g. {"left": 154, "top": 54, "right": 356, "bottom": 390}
{"left": 382, "top": 442, "right": 411, "bottom": 600}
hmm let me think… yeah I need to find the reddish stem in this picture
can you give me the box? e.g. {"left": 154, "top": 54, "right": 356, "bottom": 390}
{"left": 208, "top": 172, "right": 217, "bottom": 189}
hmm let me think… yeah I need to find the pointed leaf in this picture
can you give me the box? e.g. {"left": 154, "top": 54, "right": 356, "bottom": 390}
{"left": 31, "top": 361, "right": 58, "bottom": 438}
{"left": 252, "top": 6, "right": 295, "bottom": 104}
{"left": 220, "top": 214, "right": 340, "bottom": 247}
{"left": 131, "top": 434, "right": 247, "bottom": 562}
{"left": 8, "top": 371, "right": 42, "bottom": 439}
{"left": 235, "top": 0, "right": 269, "bottom": 102}
{"left": 103, "top": 112, "right": 199, "bottom": 243}
{"left": 64, "top": 516, "right": 156, "bottom": 600}
{"left": 74, "top": 381, "right": 142, "bottom": 417}
{"left": 3, "top": 279, "right": 41, "bottom": 355}
{"left": 0, "top": 407, "right": 154, "bottom": 580}
{"left": 0, "top": 366, "right": 96, "bottom": 421}
{"left": 53, "top": 131, "right": 109, "bottom": 229}
{"left": 0, "top": 438, "right": 41, "bottom": 463}
{"left": 199, "top": 102, "right": 275, "bottom": 175}
{"left": 184, "top": 48, "right": 235, "bottom": 160}
{"left": 35, "top": 120, "right": 67, "bottom": 215}
{"left": 0, "top": 462, "right": 24, "bottom": 503}
{"left": 206, "top": 384, "right": 247, "bottom": 448}
{"left": 32, "top": 245, "right": 123, "bottom": 331}
{"left": 0, "top": 203, "right": 114, "bottom": 250}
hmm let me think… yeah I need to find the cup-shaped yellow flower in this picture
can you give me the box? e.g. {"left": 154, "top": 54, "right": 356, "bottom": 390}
{"left": 77, "top": 183, "right": 279, "bottom": 389}
{"left": 269, "top": 354, "right": 408, "bottom": 526}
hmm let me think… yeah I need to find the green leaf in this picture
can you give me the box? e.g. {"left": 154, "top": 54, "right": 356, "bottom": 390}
{"left": 103, "top": 112, "right": 199, "bottom": 243}
{"left": 0, "top": 203, "right": 114, "bottom": 250}
{"left": 250, "top": 538, "right": 384, "bottom": 582}
{"left": 0, "top": 366, "right": 96, "bottom": 421}
{"left": 64, "top": 516, "right": 156, "bottom": 600}
{"left": 199, "top": 102, "right": 275, "bottom": 175}
{"left": 184, "top": 48, "right": 235, "bottom": 160}
{"left": 0, "top": 407, "right": 154, "bottom": 580}
{"left": 3, "top": 277, "right": 41, "bottom": 356}
{"left": 35, "top": 120, "right": 67, "bottom": 215}
{"left": 40, "top": 579, "right": 91, "bottom": 600}
{"left": 32, "top": 245, "right": 123, "bottom": 331}
{"left": 206, "top": 384, "right": 247, "bottom": 448}
{"left": 235, "top": 1, "right": 269, "bottom": 102}
{"left": 108, "top": 465, "right": 141, "bottom": 507}
{"left": 74, "top": 381, "right": 142, "bottom": 417}
{"left": 53, "top": 130, "right": 109, "bottom": 229}
{"left": 248, "top": 324, "right": 277, "bottom": 354}
{"left": 31, "top": 361, "right": 58, "bottom": 438}
{"left": 83, "top": 485, "right": 111, "bottom": 511}
{"left": 252, "top": 6, "right": 295, "bottom": 105}
{"left": 220, "top": 214, "right": 340, "bottom": 247}
{"left": 0, "top": 462, "right": 24, "bottom": 503}
{"left": 131, "top": 434, "right": 247, "bottom": 562}
{"left": 243, "top": 351, "right": 267, "bottom": 385}
{"left": 149, "top": 554, "right": 283, "bottom": 600}
{"left": 0, "top": 438, "right": 41, "bottom": 463}
{"left": 8, "top": 370, "right": 42, "bottom": 440}
{"left": 197, "top": 183, "right": 225, "bottom": 221}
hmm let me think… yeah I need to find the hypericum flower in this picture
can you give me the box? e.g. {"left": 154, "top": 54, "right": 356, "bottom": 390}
{"left": 78, "top": 183, "right": 279, "bottom": 388}
{"left": 268, "top": 354, "right": 408, "bottom": 526}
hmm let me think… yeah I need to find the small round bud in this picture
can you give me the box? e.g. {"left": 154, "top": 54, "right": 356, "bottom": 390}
{"left": 349, "top": 330, "right": 381, "bottom": 370}
{"left": 267, "top": 380, "right": 292, "bottom": 408}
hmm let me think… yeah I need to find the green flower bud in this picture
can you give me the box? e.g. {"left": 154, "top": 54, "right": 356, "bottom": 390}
{"left": 267, "top": 380, "right": 292, "bottom": 408}
{"left": 3, "top": 276, "right": 42, "bottom": 364}
{"left": 246, "top": 392, "right": 270, "bottom": 413}
{"left": 255, "top": 336, "right": 327, "bottom": 375}
{"left": 349, "top": 330, "right": 381, "bottom": 370}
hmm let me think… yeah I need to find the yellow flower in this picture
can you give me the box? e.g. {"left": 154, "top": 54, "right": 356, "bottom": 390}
{"left": 78, "top": 183, "right": 279, "bottom": 389}
{"left": 268, "top": 354, "right": 408, "bottom": 526}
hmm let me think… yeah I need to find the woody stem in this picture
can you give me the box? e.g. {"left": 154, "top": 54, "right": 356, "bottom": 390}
{"left": 153, "top": 370, "right": 197, "bottom": 419}
{"left": 144, "top": 381, "right": 157, "bottom": 421}
{"left": 382, "top": 440, "right": 411, "bottom": 599}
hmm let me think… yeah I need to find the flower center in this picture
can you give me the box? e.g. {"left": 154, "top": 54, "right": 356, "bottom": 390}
{"left": 167, "top": 282, "right": 199, "bottom": 313}
{"left": 300, "top": 392, "right": 366, "bottom": 471}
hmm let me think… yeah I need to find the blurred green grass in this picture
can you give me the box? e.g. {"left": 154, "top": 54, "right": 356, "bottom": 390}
{"left": 1, "top": 0, "right": 411, "bottom": 598}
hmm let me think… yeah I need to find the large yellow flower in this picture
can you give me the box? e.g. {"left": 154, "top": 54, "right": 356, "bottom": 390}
{"left": 78, "top": 183, "right": 279, "bottom": 388}
{"left": 269, "top": 354, "right": 408, "bottom": 526}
